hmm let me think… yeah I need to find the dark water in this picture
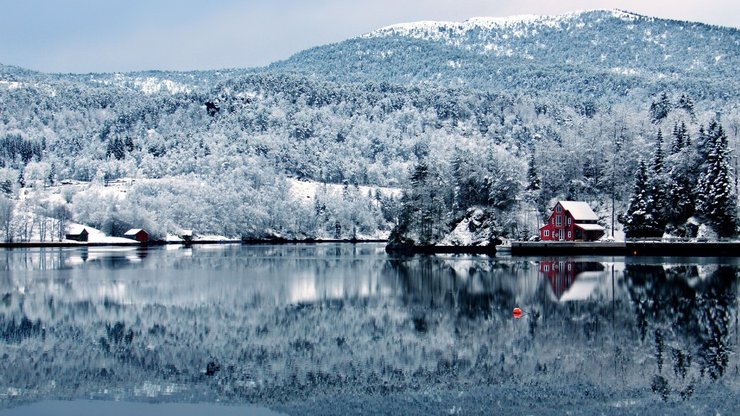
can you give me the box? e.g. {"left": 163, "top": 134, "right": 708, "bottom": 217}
{"left": 0, "top": 244, "right": 737, "bottom": 414}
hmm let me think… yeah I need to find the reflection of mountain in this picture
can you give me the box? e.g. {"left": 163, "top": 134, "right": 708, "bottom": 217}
{"left": 539, "top": 260, "right": 606, "bottom": 301}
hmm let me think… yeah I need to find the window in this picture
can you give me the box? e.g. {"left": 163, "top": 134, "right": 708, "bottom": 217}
{"left": 556, "top": 216, "right": 562, "bottom": 226}
{"left": 544, "top": 265, "right": 550, "bottom": 272}
{"left": 556, "top": 204, "right": 562, "bottom": 213}
{"left": 567, "top": 217, "right": 572, "bottom": 225}
{"left": 567, "top": 231, "right": 572, "bottom": 239}
{"left": 544, "top": 230, "right": 550, "bottom": 237}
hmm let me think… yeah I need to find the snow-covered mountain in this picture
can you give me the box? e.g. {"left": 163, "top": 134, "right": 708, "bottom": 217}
{"left": 272, "top": 9, "right": 739, "bottom": 98}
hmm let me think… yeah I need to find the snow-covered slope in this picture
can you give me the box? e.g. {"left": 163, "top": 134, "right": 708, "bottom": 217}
{"left": 366, "top": 9, "right": 642, "bottom": 41}
{"left": 274, "top": 8, "right": 739, "bottom": 95}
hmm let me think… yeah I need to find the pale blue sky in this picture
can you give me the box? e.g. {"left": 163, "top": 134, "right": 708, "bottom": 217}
{"left": 0, "top": 0, "right": 737, "bottom": 73}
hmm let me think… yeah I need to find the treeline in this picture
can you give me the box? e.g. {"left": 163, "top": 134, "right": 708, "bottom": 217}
{"left": 624, "top": 121, "right": 738, "bottom": 238}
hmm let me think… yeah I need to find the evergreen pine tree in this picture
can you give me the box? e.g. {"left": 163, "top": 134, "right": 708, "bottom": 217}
{"left": 670, "top": 122, "right": 688, "bottom": 154}
{"left": 665, "top": 170, "right": 695, "bottom": 225}
{"left": 677, "top": 93, "right": 695, "bottom": 118}
{"left": 624, "top": 161, "right": 663, "bottom": 238}
{"left": 653, "top": 129, "right": 664, "bottom": 175}
{"left": 405, "top": 161, "right": 449, "bottom": 244}
{"left": 649, "top": 92, "right": 671, "bottom": 123}
{"left": 697, "top": 123, "right": 738, "bottom": 237}
{"left": 526, "top": 153, "right": 541, "bottom": 191}
{"left": 650, "top": 129, "right": 667, "bottom": 229}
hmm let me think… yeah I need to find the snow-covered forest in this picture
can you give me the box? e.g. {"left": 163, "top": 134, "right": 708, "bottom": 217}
{"left": 0, "top": 9, "right": 737, "bottom": 241}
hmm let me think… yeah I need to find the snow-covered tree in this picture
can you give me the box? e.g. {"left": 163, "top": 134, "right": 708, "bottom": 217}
{"left": 624, "top": 161, "right": 663, "bottom": 238}
{"left": 649, "top": 93, "right": 671, "bottom": 124}
{"left": 526, "top": 152, "right": 541, "bottom": 191}
{"left": 696, "top": 123, "right": 738, "bottom": 237}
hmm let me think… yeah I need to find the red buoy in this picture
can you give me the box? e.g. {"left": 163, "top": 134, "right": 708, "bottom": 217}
{"left": 513, "top": 307, "right": 522, "bottom": 319}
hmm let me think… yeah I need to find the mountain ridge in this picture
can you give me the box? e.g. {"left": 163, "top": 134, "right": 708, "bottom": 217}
{"left": 366, "top": 9, "right": 645, "bottom": 38}
{"left": 365, "top": 9, "right": 738, "bottom": 38}
{"left": 270, "top": 9, "right": 739, "bottom": 98}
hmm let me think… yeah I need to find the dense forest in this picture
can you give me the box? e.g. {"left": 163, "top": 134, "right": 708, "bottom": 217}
{"left": 0, "top": 9, "right": 737, "bottom": 241}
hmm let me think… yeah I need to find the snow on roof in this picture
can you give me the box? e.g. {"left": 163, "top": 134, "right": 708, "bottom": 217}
{"left": 67, "top": 225, "right": 88, "bottom": 235}
{"left": 574, "top": 223, "right": 605, "bottom": 231}
{"left": 124, "top": 228, "right": 145, "bottom": 235}
{"left": 558, "top": 201, "right": 599, "bottom": 221}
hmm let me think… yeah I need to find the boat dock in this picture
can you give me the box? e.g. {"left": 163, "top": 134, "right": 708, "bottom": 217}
{"left": 511, "top": 241, "right": 740, "bottom": 256}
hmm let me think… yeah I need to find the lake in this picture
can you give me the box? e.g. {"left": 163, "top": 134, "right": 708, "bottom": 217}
{"left": 0, "top": 244, "right": 737, "bottom": 415}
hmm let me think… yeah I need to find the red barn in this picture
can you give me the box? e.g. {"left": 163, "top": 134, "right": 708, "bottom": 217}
{"left": 124, "top": 228, "right": 149, "bottom": 243}
{"left": 539, "top": 201, "right": 605, "bottom": 241}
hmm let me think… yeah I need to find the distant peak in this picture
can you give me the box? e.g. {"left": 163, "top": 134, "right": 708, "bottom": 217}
{"left": 365, "top": 9, "right": 645, "bottom": 38}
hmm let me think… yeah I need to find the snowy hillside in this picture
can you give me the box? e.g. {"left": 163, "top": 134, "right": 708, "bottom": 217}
{"left": 274, "top": 9, "right": 739, "bottom": 97}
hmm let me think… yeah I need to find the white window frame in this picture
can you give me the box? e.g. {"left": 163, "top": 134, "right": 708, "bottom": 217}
{"left": 544, "top": 265, "right": 550, "bottom": 272}
{"left": 567, "top": 217, "right": 572, "bottom": 225}
{"left": 567, "top": 231, "right": 572, "bottom": 239}
{"left": 544, "top": 230, "right": 550, "bottom": 237}
{"left": 556, "top": 204, "right": 562, "bottom": 213}
{"left": 556, "top": 216, "right": 562, "bottom": 226}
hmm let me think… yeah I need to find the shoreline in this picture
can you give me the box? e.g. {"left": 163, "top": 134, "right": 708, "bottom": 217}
{"left": 2, "top": 239, "right": 737, "bottom": 257}
{"left": 385, "top": 240, "right": 740, "bottom": 257}
{"left": 0, "top": 238, "right": 388, "bottom": 249}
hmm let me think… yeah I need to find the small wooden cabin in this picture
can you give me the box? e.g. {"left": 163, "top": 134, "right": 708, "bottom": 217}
{"left": 539, "top": 201, "right": 605, "bottom": 242}
{"left": 65, "top": 226, "right": 89, "bottom": 242}
{"left": 179, "top": 229, "right": 193, "bottom": 243}
{"left": 124, "top": 228, "right": 149, "bottom": 243}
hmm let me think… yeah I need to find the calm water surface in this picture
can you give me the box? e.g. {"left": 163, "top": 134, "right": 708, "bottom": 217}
{"left": 0, "top": 244, "right": 737, "bottom": 414}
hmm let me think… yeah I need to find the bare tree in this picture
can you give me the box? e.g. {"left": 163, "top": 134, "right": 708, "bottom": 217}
{"left": 0, "top": 196, "right": 14, "bottom": 242}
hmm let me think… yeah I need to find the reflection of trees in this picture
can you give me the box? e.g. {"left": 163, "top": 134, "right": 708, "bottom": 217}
{"left": 695, "top": 267, "right": 735, "bottom": 380}
{"left": 624, "top": 263, "right": 738, "bottom": 399}
{"left": 384, "top": 255, "right": 525, "bottom": 320}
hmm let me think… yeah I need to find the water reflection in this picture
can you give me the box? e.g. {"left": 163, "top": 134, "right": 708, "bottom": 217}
{"left": 0, "top": 244, "right": 737, "bottom": 411}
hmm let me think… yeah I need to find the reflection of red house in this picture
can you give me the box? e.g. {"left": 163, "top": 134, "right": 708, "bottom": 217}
{"left": 539, "top": 201, "right": 605, "bottom": 241}
{"left": 540, "top": 260, "right": 605, "bottom": 300}
{"left": 124, "top": 228, "right": 149, "bottom": 243}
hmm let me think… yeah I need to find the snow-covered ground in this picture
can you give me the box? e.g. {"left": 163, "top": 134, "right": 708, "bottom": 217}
{"left": 6, "top": 177, "right": 401, "bottom": 244}
{"left": 67, "top": 224, "right": 134, "bottom": 244}
{"left": 287, "top": 178, "right": 402, "bottom": 202}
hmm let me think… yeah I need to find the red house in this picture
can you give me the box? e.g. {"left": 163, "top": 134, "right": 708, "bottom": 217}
{"left": 124, "top": 228, "right": 149, "bottom": 243}
{"left": 539, "top": 201, "right": 605, "bottom": 241}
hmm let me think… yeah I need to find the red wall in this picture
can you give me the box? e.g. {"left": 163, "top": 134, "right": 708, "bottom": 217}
{"left": 539, "top": 204, "right": 576, "bottom": 241}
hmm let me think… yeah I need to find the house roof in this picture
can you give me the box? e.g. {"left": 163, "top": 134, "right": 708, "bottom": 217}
{"left": 67, "top": 225, "right": 88, "bottom": 235}
{"left": 124, "top": 228, "right": 146, "bottom": 235}
{"left": 558, "top": 201, "right": 599, "bottom": 221}
{"left": 574, "top": 223, "right": 605, "bottom": 231}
